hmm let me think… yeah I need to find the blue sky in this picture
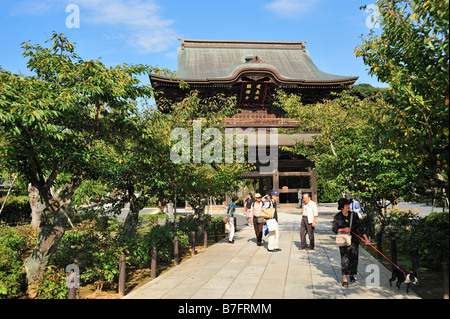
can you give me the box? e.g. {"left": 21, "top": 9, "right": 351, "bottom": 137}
{"left": 0, "top": 0, "right": 386, "bottom": 88}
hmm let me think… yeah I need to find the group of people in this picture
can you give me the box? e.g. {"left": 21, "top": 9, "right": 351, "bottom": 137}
{"left": 226, "top": 191, "right": 281, "bottom": 251}
{"left": 225, "top": 192, "right": 370, "bottom": 287}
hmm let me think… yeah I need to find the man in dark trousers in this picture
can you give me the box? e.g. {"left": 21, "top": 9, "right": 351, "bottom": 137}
{"left": 299, "top": 193, "right": 318, "bottom": 250}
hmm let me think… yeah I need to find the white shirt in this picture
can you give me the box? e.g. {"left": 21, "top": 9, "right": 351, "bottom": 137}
{"left": 302, "top": 200, "right": 318, "bottom": 224}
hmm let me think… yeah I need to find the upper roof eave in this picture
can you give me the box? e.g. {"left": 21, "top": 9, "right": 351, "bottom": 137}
{"left": 149, "top": 70, "right": 359, "bottom": 87}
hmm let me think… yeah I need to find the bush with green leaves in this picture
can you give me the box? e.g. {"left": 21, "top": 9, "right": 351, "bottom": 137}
{"left": 0, "top": 226, "right": 34, "bottom": 298}
{"left": 144, "top": 223, "right": 190, "bottom": 263}
{"left": 35, "top": 266, "right": 68, "bottom": 299}
{"left": 51, "top": 218, "right": 123, "bottom": 291}
{"left": 386, "top": 211, "right": 449, "bottom": 269}
{"left": 410, "top": 212, "right": 449, "bottom": 269}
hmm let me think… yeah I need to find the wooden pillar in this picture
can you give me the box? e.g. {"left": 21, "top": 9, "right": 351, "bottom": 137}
{"left": 311, "top": 169, "right": 317, "bottom": 203}
{"left": 272, "top": 169, "right": 279, "bottom": 193}
{"left": 264, "top": 176, "right": 271, "bottom": 195}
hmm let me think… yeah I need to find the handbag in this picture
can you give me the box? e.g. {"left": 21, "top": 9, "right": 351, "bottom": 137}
{"left": 260, "top": 207, "right": 275, "bottom": 219}
{"left": 336, "top": 212, "right": 353, "bottom": 247}
{"left": 266, "top": 218, "right": 277, "bottom": 231}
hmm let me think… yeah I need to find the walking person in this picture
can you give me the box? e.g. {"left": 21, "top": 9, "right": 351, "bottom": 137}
{"left": 225, "top": 195, "right": 239, "bottom": 244}
{"left": 345, "top": 193, "right": 363, "bottom": 219}
{"left": 244, "top": 194, "right": 253, "bottom": 226}
{"left": 332, "top": 198, "right": 370, "bottom": 287}
{"left": 299, "top": 193, "right": 318, "bottom": 250}
{"left": 264, "top": 191, "right": 281, "bottom": 252}
{"left": 249, "top": 193, "right": 264, "bottom": 246}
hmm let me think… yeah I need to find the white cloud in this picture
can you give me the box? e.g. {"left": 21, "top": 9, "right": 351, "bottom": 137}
{"left": 75, "top": 0, "right": 178, "bottom": 53}
{"left": 265, "top": 0, "right": 319, "bottom": 18}
{"left": 10, "top": 0, "right": 178, "bottom": 54}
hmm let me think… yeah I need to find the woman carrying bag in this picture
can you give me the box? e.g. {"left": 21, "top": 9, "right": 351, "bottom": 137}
{"left": 225, "top": 195, "right": 239, "bottom": 244}
{"left": 332, "top": 198, "right": 370, "bottom": 287}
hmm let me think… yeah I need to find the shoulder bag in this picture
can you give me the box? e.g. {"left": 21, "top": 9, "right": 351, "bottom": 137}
{"left": 335, "top": 212, "right": 353, "bottom": 247}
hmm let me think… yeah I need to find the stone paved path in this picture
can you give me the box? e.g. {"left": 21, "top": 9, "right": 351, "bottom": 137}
{"left": 123, "top": 207, "right": 421, "bottom": 299}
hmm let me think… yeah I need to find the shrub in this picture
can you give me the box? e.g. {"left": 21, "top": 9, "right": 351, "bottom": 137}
{"left": 386, "top": 211, "right": 449, "bottom": 269}
{"left": 410, "top": 211, "right": 449, "bottom": 269}
{"left": 35, "top": 266, "right": 68, "bottom": 299}
{"left": 0, "top": 196, "right": 31, "bottom": 225}
{"left": 51, "top": 219, "right": 123, "bottom": 291}
{"left": 144, "top": 224, "right": 189, "bottom": 263}
{"left": 0, "top": 226, "right": 31, "bottom": 299}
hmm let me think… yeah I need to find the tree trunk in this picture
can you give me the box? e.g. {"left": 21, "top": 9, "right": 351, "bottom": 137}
{"left": 121, "top": 193, "right": 145, "bottom": 241}
{"left": 24, "top": 180, "right": 81, "bottom": 297}
{"left": 24, "top": 206, "right": 68, "bottom": 296}
{"left": 28, "top": 184, "right": 46, "bottom": 229}
{"left": 189, "top": 197, "right": 207, "bottom": 238}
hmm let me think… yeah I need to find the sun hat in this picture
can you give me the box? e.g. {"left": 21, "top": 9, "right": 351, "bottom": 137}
{"left": 270, "top": 191, "right": 279, "bottom": 196}
{"left": 254, "top": 193, "right": 262, "bottom": 198}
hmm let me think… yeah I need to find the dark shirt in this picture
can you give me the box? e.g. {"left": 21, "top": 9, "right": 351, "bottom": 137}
{"left": 332, "top": 211, "right": 364, "bottom": 244}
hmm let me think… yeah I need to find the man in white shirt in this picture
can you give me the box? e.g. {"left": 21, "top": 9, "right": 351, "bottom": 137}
{"left": 299, "top": 193, "right": 318, "bottom": 250}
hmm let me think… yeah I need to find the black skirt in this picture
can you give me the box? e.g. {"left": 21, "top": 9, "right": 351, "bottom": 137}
{"left": 339, "top": 242, "right": 359, "bottom": 275}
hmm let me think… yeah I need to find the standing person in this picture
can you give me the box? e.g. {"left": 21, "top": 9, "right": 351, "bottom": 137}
{"left": 299, "top": 193, "right": 318, "bottom": 250}
{"left": 265, "top": 191, "right": 281, "bottom": 252}
{"left": 244, "top": 194, "right": 253, "bottom": 226}
{"left": 249, "top": 193, "right": 264, "bottom": 246}
{"left": 345, "top": 193, "right": 363, "bottom": 219}
{"left": 332, "top": 198, "right": 370, "bottom": 287}
{"left": 225, "top": 195, "right": 239, "bottom": 244}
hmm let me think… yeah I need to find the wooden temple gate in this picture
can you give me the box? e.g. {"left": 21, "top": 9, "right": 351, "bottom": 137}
{"left": 150, "top": 39, "right": 358, "bottom": 205}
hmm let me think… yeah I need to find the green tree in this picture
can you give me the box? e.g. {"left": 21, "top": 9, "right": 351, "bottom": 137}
{"left": 356, "top": 0, "right": 449, "bottom": 204}
{"left": 276, "top": 86, "right": 420, "bottom": 243}
{"left": 0, "top": 33, "right": 158, "bottom": 294}
{"left": 158, "top": 91, "right": 250, "bottom": 237}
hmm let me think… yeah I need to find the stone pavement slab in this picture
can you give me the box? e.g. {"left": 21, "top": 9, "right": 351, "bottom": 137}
{"left": 123, "top": 207, "right": 421, "bottom": 299}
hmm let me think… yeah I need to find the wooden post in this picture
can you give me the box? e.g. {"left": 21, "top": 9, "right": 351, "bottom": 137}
{"left": 191, "top": 231, "right": 196, "bottom": 256}
{"left": 411, "top": 248, "right": 419, "bottom": 277}
{"left": 272, "top": 169, "right": 279, "bottom": 193}
{"left": 442, "top": 261, "right": 449, "bottom": 299}
{"left": 221, "top": 221, "right": 225, "bottom": 236}
{"left": 66, "top": 264, "right": 79, "bottom": 299}
{"left": 174, "top": 235, "right": 179, "bottom": 265}
{"left": 376, "top": 232, "right": 383, "bottom": 254}
{"left": 119, "top": 254, "right": 126, "bottom": 297}
{"left": 204, "top": 230, "right": 208, "bottom": 248}
{"left": 390, "top": 238, "right": 398, "bottom": 271}
{"left": 67, "top": 286, "right": 76, "bottom": 299}
{"left": 67, "top": 271, "right": 77, "bottom": 299}
{"left": 311, "top": 169, "right": 317, "bottom": 204}
{"left": 151, "top": 245, "right": 157, "bottom": 279}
